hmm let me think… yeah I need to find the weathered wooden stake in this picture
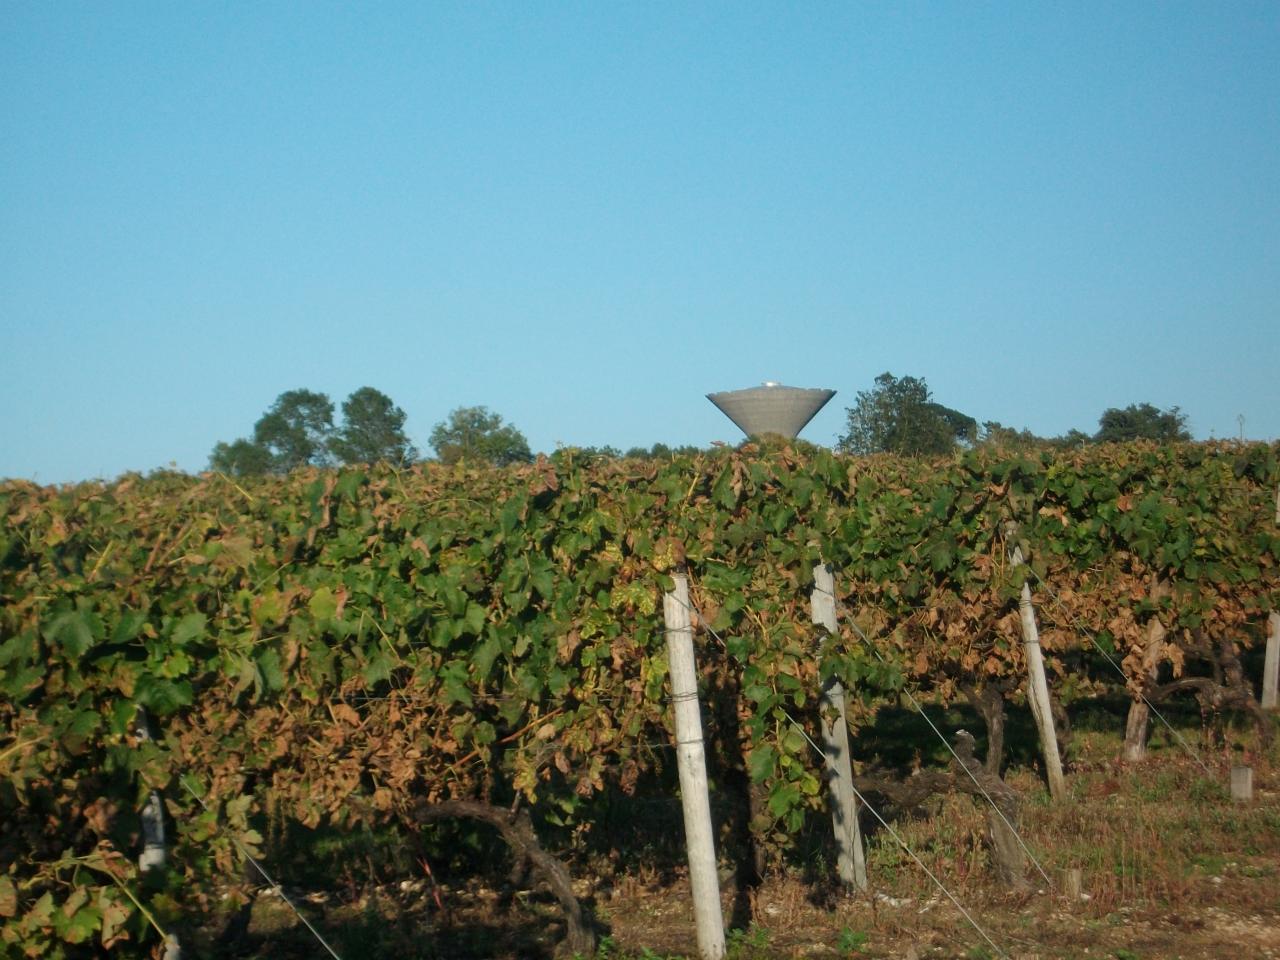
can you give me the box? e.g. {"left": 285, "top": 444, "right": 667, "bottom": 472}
{"left": 1262, "top": 611, "right": 1279, "bottom": 712}
{"left": 1231, "top": 765, "right": 1254, "bottom": 802}
{"left": 1008, "top": 544, "right": 1067, "bottom": 801}
{"left": 1060, "top": 867, "right": 1084, "bottom": 901}
{"left": 663, "top": 575, "right": 725, "bottom": 960}
{"left": 810, "top": 564, "right": 868, "bottom": 891}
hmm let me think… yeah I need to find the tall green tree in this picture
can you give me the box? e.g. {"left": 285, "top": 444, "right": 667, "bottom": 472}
{"left": 1094, "top": 403, "right": 1190, "bottom": 443}
{"left": 329, "top": 387, "right": 417, "bottom": 466}
{"left": 208, "top": 438, "right": 272, "bottom": 476}
{"left": 252, "top": 389, "right": 336, "bottom": 472}
{"left": 837, "top": 373, "right": 975, "bottom": 456}
{"left": 429, "top": 406, "right": 532, "bottom": 466}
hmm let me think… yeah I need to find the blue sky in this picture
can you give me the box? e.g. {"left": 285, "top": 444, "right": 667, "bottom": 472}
{"left": 2, "top": 2, "right": 1277, "bottom": 482}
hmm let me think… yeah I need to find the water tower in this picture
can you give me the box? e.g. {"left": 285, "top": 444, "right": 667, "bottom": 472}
{"left": 706, "top": 381, "right": 836, "bottom": 440}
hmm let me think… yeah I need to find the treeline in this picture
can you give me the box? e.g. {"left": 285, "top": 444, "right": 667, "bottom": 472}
{"left": 208, "top": 389, "right": 709, "bottom": 477}
{"left": 209, "top": 374, "right": 1199, "bottom": 477}
{"left": 836, "top": 372, "right": 1191, "bottom": 457}
{"left": 208, "top": 388, "right": 536, "bottom": 476}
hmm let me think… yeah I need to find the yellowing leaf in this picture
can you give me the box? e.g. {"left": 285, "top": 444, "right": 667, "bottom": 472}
{"left": 308, "top": 587, "right": 338, "bottom": 620}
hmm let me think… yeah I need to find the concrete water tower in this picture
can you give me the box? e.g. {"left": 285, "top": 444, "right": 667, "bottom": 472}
{"left": 707, "top": 381, "right": 836, "bottom": 440}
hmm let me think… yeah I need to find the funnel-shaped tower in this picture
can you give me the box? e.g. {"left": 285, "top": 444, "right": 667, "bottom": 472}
{"left": 707, "top": 382, "right": 836, "bottom": 439}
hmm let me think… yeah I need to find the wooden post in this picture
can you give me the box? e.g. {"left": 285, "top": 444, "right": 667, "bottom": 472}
{"left": 1262, "top": 612, "right": 1279, "bottom": 712}
{"left": 1060, "top": 867, "right": 1083, "bottom": 901}
{"left": 1231, "top": 765, "right": 1254, "bottom": 802}
{"left": 663, "top": 575, "right": 725, "bottom": 960}
{"left": 810, "top": 564, "right": 868, "bottom": 891}
{"left": 1008, "top": 543, "right": 1067, "bottom": 801}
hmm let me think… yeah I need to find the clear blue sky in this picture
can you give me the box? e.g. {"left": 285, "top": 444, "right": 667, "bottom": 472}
{"left": 3, "top": 2, "right": 1277, "bottom": 483}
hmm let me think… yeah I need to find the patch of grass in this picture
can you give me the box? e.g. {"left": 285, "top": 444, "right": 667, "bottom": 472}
{"left": 726, "top": 924, "right": 772, "bottom": 958}
{"left": 1189, "top": 852, "right": 1227, "bottom": 873}
{"left": 836, "top": 926, "right": 869, "bottom": 954}
{"left": 1130, "top": 767, "right": 1180, "bottom": 803}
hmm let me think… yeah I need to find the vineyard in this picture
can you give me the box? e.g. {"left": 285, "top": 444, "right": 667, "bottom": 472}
{"left": 2, "top": 440, "right": 1279, "bottom": 959}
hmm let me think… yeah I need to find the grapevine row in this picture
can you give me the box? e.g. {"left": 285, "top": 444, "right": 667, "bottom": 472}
{"left": 1, "top": 440, "right": 1277, "bottom": 956}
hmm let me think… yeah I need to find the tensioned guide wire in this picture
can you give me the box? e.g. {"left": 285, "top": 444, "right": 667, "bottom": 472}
{"left": 1022, "top": 566, "right": 1218, "bottom": 781}
{"left": 179, "top": 776, "right": 345, "bottom": 960}
{"left": 810, "top": 582, "right": 1053, "bottom": 887}
{"left": 666, "top": 587, "right": 1009, "bottom": 960}
{"left": 775, "top": 703, "right": 1010, "bottom": 960}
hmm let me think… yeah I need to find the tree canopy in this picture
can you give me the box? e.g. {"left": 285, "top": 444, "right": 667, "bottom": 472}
{"left": 208, "top": 438, "right": 273, "bottom": 477}
{"left": 837, "top": 373, "right": 976, "bottom": 456}
{"left": 328, "top": 387, "right": 417, "bottom": 466}
{"left": 206, "top": 382, "right": 1199, "bottom": 479}
{"left": 429, "top": 406, "right": 533, "bottom": 466}
{"left": 978, "top": 405, "right": 1190, "bottom": 451}
{"left": 622, "top": 442, "right": 707, "bottom": 460}
{"left": 1094, "top": 403, "right": 1190, "bottom": 443}
{"left": 251, "top": 389, "right": 336, "bottom": 472}
{"left": 209, "top": 387, "right": 417, "bottom": 474}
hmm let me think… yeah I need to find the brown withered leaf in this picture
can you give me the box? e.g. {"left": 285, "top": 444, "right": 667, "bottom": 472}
{"left": 619, "top": 759, "right": 640, "bottom": 796}
{"left": 557, "top": 630, "right": 581, "bottom": 664}
{"left": 330, "top": 702, "right": 360, "bottom": 726}
{"left": 83, "top": 798, "right": 118, "bottom": 835}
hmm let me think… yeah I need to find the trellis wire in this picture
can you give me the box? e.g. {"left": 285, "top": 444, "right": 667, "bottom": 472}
{"left": 811, "top": 582, "right": 1053, "bottom": 888}
{"left": 178, "top": 775, "right": 344, "bottom": 960}
{"left": 667, "top": 588, "right": 1009, "bottom": 960}
{"left": 776, "top": 704, "right": 1010, "bottom": 960}
{"left": 1024, "top": 567, "right": 1218, "bottom": 781}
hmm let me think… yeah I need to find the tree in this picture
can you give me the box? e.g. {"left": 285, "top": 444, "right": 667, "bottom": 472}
{"left": 329, "top": 387, "right": 417, "bottom": 466}
{"left": 252, "top": 389, "right": 336, "bottom": 472}
{"left": 1094, "top": 403, "right": 1190, "bottom": 443}
{"left": 208, "top": 438, "right": 272, "bottom": 477}
{"left": 1053, "top": 428, "right": 1093, "bottom": 449}
{"left": 930, "top": 403, "right": 979, "bottom": 447}
{"left": 979, "top": 421, "right": 1042, "bottom": 449}
{"left": 837, "top": 373, "right": 975, "bottom": 456}
{"left": 429, "top": 406, "right": 533, "bottom": 466}
{"left": 621, "top": 442, "right": 706, "bottom": 460}
{"left": 558, "top": 445, "right": 621, "bottom": 462}
{"left": 978, "top": 421, "right": 1095, "bottom": 450}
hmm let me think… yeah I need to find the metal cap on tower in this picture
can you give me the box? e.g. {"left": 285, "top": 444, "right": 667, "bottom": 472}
{"left": 706, "top": 382, "right": 836, "bottom": 439}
